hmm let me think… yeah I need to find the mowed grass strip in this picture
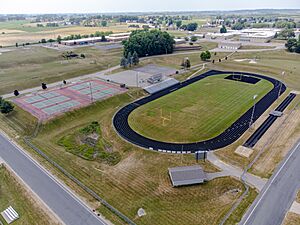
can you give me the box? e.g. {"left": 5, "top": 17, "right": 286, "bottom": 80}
{"left": 0, "top": 166, "right": 52, "bottom": 225}
{"left": 129, "top": 74, "right": 273, "bottom": 143}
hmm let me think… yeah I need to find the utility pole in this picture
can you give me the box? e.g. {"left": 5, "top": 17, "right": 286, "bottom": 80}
{"left": 89, "top": 82, "right": 93, "bottom": 103}
{"left": 278, "top": 71, "right": 285, "bottom": 99}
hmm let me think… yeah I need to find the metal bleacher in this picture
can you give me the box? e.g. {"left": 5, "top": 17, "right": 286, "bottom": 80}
{"left": 144, "top": 78, "right": 180, "bottom": 94}
{"left": 113, "top": 70, "right": 286, "bottom": 153}
{"left": 243, "top": 93, "right": 296, "bottom": 148}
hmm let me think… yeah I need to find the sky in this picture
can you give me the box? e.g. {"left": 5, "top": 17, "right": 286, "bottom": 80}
{"left": 1, "top": 0, "right": 300, "bottom": 14}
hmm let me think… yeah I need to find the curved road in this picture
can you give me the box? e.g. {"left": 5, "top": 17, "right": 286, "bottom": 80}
{"left": 0, "top": 132, "right": 107, "bottom": 225}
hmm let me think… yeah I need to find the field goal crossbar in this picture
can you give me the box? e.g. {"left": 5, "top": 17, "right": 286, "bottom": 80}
{"left": 232, "top": 72, "right": 243, "bottom": 81}
{"left": 160, "top": 108, "right": 171, "bottom": 126}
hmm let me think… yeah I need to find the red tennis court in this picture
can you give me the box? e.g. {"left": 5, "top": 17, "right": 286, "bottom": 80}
{"left": 14, "top": 79, "right": 126, "bottom": 121}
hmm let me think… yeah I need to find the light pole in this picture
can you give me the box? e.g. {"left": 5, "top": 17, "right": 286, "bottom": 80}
{"left": 136, "top": 72, "right": 139, "bottom": 88}
{"left": 278, "top": 71, "right": 285, "bottom": 99}
{"left": 249, "top": 94, "right": 258, "bottom": 129}
{"left": 89, "top": 82, "right": 93, "bottom": 103}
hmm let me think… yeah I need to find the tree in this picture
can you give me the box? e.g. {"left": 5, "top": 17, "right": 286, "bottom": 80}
{"left": 278, "top": 29, "right": 295, "bottom": 40}
{"left": 41, "top": 38, "right": 47, "bottom": 43}
{"left": 15, "top": 43, "right": 18, "bottom": 47}
{"left": 101, "top": 35, "right": 107, "bottom": 42}
{"left": 120, "top": 57, "right": 128, "bottom": 68}
{"left": 285, "top": 38, "right": 297, "bottom": 52}
{"left": 220, "top": 25, "right": 227, "bottom": 33}
{"left": 176, "top": 20, "right": 182, "bottom": 29}
{"left": 0, "top": 99, "right": 14, "bottom": 114}
{"left": 181, "top": 57, "right": 191, "bottom": 69}
{"left": 132, "top": 51, "right": 139, "bottom": 65}
{"left": 190, "top": 36, "right": 198, "bottom": 42}
{"left": 180, "top": 24, "right": 187, "bottom": 30}
{"left": 57, "top": 35, "right": 62, "bottom": 43}
{"left": 101, "top": 21, "right": 108, "bottom": 27}
{"left": 232, "top": 22, "right": 245, "bottom": 30}
{"left": 200, "top": 51, "right": 211, "bottom": 61}
{"left": 186, "top": 23, "right": 198, "bottom": 31}
{"left": 127, "top": 52, "right": 132, "bottom": 67}
{"left": 123, "top": 30, "right": 175, "bottom": 57}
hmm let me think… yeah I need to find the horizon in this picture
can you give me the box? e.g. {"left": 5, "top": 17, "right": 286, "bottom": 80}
{"left": 1, "top": 0, "right": 300, "bottom": 14}
{"left": 1, "top": 8, "right": 300, "bottom": 15}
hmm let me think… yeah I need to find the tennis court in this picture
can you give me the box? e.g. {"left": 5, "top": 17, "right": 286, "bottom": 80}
{"left": 14, "top": 79, "right": 126, "bottom": 121}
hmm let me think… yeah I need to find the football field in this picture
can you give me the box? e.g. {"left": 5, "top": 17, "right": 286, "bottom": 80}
{"left": 128, "top": 74, "right": 273, "bottom": 143}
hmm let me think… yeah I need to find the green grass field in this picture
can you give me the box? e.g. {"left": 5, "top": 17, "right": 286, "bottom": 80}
{"left": 129, "top": 74, "right": 273, "bottom": 143}
{"left": 0, "top": 46, "right": 121, "bottom": 95}
{"left": 0, "top": 166, "right": 52, "bottom": 225}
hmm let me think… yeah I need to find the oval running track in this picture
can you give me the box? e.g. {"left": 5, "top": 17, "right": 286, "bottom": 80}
{"left": 113, "top": 70, "right": 286, "bottom": 153}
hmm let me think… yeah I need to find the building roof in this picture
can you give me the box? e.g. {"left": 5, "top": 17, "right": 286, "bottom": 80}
{"left": 61, "top": 37, "right": 103, "bottom": 44}
{"left": 109, "top": 32, "right": 131, "bottom": 37}
{"left": 218, "top": 41, "right": 242, "bottom": 47}
{"left": 168, "top": 165, "right": 207, "bottom": 187}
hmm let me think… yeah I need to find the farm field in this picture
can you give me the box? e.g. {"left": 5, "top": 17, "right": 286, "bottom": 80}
{"left": 0, "top": 166, "right": 53, "bottom": 225}
{"left": 0, "top": 45, "right": 122, "bottom": 95}
{"left": 129, "top": 74, "right": 273, "bottom": 143}
{"left": 0, "top": 20, "right": 135, "bottom": 46}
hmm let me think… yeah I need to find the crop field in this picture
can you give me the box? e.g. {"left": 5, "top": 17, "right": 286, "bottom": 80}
{"left": 129, "top": 74, "right": 273, "bottom": 143}
{"left": 0, "top": 20, "right": 135, "bottom": 46}
{"left": 0, "top": 46, "right": 122, "bottom": 95}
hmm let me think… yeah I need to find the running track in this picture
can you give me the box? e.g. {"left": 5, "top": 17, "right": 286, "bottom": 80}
{"left": 113, "top": 70, "right": 286, "bottom": 153}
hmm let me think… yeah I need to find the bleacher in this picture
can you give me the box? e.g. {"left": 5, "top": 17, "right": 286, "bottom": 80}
{"left": 113, "top": 70, "right": 286, "bottom": 153}
{"left": 144, "top": 78, "right": 180, "bottom": 94}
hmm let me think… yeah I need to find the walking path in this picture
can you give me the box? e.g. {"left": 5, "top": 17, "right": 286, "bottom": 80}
{"left": 290, "top": 201, "right": 300, "bottom": 215}
{"left": 207, "top": 152, "right": 267, "bottom": 191}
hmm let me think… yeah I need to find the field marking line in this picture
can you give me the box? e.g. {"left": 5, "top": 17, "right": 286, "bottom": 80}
{"left": 241, "top": 140, "right": 300, "bottom": 225}
{"left": 0, "top": 130, "right": 108, "bottom": 225}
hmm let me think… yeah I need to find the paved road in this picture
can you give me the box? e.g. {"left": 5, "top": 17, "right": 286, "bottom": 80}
{"left": 240, "top": 140, "right": 300, "bottom": 225}
{"left": 0, "top": 132, "right": 107, "bottom": 225}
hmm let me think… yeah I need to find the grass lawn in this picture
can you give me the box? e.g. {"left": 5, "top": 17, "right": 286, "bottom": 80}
{"left": 0, "top": 166, "right": 53, "bottom": 225}
{"left": 139, "top": 48, "right": 223, "bottom": 70}
{"left": 282, "top": 213, "right": 300, "bottom": 225}
{"left": 0, "top": 46, "right": 122, "bottom": 95}
{"left": 224, "top": 188, "right": 258, "bottom": 225}
{"left": 210, "top": 50, "right": 300, "bottom": 90}
{"left": 129, "top": 74, "right": 273, "bottom": 143}
{"left": 0, "top": 89, "right": 246, "bottom": 225}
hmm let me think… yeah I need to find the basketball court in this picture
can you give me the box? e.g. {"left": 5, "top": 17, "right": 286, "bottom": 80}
{"left": 14, "top": 79, "right": 126, "bottom": 121}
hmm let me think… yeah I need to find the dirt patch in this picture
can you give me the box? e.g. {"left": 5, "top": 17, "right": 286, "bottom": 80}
{"left": 235, "top": 146, "right": 254, "bottom": 158}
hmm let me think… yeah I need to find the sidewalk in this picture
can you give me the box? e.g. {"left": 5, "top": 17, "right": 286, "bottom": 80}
{"left": 207, "top": 152, "right": 267, "bottom": 191}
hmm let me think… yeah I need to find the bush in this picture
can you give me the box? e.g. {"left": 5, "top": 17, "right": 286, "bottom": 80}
{"left": 58, "top": 122, "right": 120, "bottom": 165}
